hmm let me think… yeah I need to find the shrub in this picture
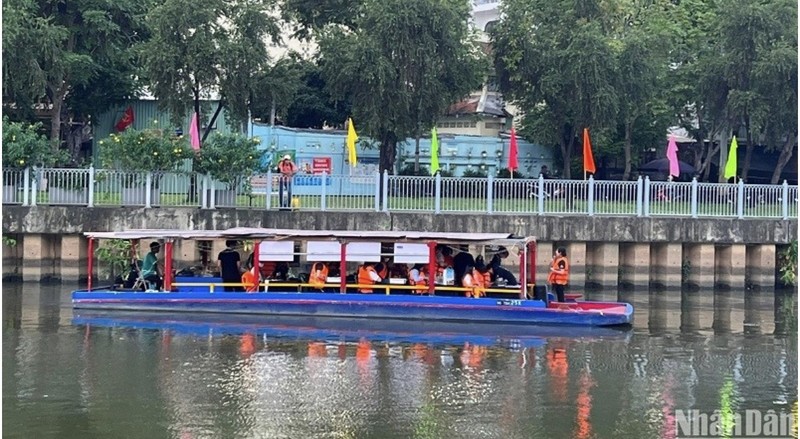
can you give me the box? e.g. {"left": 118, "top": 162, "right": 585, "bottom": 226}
{"left": 196, "top": 133, "right": 266, "bottom": 190}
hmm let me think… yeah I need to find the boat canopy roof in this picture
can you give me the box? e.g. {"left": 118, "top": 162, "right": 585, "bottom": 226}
{"left": 84, "top": 227, "right": 533, "bottom": 245}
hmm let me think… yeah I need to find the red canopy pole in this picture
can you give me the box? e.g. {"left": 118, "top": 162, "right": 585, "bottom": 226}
{"left": 427, "top": 241, "right": 437, "bottom": 295}
{"left": 339, "top": 242, "right": 347, "bottom": 293}
{"left": 518, "top": 244, "right": 525, "bottom": 300}
{"left": 164, "top": 240, "right": 173, "bottom": 291}
{"left": 527, "top": 240, "right": 537, "bottom": 299}
{"left": 87, "top": 237, "right": 94, "bottom": 292}
{"left": 253, "top": 241, "right": 260, "bottom": 285}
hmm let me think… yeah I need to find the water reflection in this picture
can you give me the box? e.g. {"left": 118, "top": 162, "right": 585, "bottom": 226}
{"left": 2, "top": 284, "right": 797, "bottom": 439}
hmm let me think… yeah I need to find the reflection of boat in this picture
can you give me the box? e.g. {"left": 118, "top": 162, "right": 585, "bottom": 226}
{"left": 72, "top": 311, "right": 632, "bottom": 347}
{"left": 72, "top": 228, "right": 634, "bottom": 327}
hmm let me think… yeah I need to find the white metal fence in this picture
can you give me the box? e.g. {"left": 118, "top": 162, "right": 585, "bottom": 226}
{"left": 2, "top": 167, "right": 797, "bottom": 219}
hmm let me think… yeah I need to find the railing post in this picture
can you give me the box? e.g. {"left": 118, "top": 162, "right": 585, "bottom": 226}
{"left": 145, "top": 171, "right": 152, "bottom": 208}
{"left": 782, "top": 180, "right": 789, "bottom": 220}
{"left": 487, "top": 174, "right": 494, "bottom": 214}
{"left": 736, "top": 179, "right": 745, "bottom": 219}
{"left": 201, "top": 173, "right": 209, "bottom": 209}
{"left": 264, "top": 170, "right": 272, "bottom": 210}
{"left": 30, "top": 168, "right": 38, "bottom": 207}
{"left": 382, "top": 170, "right": 389, "bottom": 212}
{"left": 22, "top": 167, "right": 30, "bottom": 206}
{"left": 434, "top": 172, "right": 441, "bottom": 214}
{"left": 538, "top": 174, "right": 545, "bottom": 215}
{"left": 87, "top": 166, "right": 95, "bottom": 207}
{"left": 635, "top": 176, "right": 643, "bottom": 217}
{"left": 643, "top": 176, "right": 650, "bottom": 217}
{"left": 320, "top": 171, "right": 327, "bottom": 211}
{"left": 209, "top": 175, "right": 216, "bottom": 209}
{"left": 690, "top": 177, "right": 698, "bottom": 218}
{"left": 587, "top": 175, "right": 595, "bottom": 216}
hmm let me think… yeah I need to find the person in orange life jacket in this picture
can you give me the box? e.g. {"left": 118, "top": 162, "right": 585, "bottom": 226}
{"left": 308, "top": 261, "right": 329, "bottom": 290}
{"left": 241, "top": 261, "right": 263, "bottom": 293}
{"left": 357, "top": 261, "right": 382, "bottom": 293}
{"left": 277, "top": 154, "right": 298, "bottom": 208}
{"left": 547, "top": 247, "right": 569, "bottom": 302}
{"left": 408, "top": 264, "right": 429, "bottom": 293}
{"left": 461, "top": 264, "right": 486, "bottom": 298}
{"left": 375, "top": 258, "right": 390, "bottom": 280}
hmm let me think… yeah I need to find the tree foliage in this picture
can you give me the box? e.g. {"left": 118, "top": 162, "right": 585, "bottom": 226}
{"left": 318, "top": 0, "right": 486, "bottom": 173}
{"left": 2, "top": 0, "right": 149, "bottom": 159}
{"left": 139, "top": 0, "right": 280, "bottom": 137}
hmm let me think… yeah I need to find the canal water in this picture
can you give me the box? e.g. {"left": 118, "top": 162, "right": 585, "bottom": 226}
{"left": 3, "top": 283, "right": 797, "bottom": 439}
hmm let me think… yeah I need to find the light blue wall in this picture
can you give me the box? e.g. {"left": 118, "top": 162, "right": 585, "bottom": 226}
{"left": 249, "top": 123, "right": 555, "bottom": 178}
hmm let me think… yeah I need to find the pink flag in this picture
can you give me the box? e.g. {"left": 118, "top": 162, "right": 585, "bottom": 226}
{"left": 508, "top": 126, "right": 519, "bottom": 171}
{"left": 666, "top": 134, "right": 679, "bottom": 178}
{"left": 189, "top": 112, "right": 201, "bottom": 151}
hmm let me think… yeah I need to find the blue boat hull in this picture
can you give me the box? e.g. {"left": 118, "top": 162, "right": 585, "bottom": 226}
{"left": 72, "top": 312, "right": 632, "bottom": 346}
{"left": 72, "top": 290, "right": 634, "bottom": 327}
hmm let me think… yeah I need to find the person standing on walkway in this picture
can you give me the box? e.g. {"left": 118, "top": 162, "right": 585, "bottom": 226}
{"left": 278, "top": 154, "right": 298, "bottom": 209}
{"left": 218, "top": 240, "right": 243, "bottom": 292}
{"left": 547, "top": 247, "right": 569, "bottom": 302}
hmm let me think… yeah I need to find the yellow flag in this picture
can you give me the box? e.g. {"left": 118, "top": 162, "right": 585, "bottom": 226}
{"left": 723, "top": 136, "right": 738, "bottom": 180}
{"left": 346, "top": 118, "right": 358, "bottom": 167}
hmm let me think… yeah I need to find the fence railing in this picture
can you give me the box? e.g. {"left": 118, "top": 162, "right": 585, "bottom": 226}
{"left": 2, "top": 167, "right": 797, "bottom": 219}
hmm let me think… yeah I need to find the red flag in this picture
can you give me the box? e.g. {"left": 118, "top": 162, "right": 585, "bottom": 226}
{"left": 582, "top": 128, "right": 596, "bottom": 175}
{"left": 508, "top": 126, "right": 519, "bottom": 171}
{"left": 115, "top": 106, "right": 135, "bottom": 132}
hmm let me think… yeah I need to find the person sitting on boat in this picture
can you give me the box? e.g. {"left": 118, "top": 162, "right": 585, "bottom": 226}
{"left": 357, "top": 261, "right": 382, "bottom": 293}
{"left": 241, "top": 261, "right": 263, "bottom": 293}
{"left": 308, "top": 261, "right": 329, "bottom": 291}
{"left": 218, "top": 240, "right": 243, "bottom": 292}
{"left": 141, "top": 241, "right": 163, "bottom": 291}
{"left": 461, "top": 264, "right": 486, "bottom": 298}
{"left": 408, "top": 264, "right": 429, "bottom": 293}
{"left": 547, "top": 247, "right": 569, "bottom": 302}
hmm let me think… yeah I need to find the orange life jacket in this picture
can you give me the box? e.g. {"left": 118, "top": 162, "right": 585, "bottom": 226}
{"left": 408, "top": 269, "right": 428, "bottom": 292}
{"left": 357, "top": 266, "right": 378, "bottom": 293}
{"left": 309, "top": 262, "right": 329, "bottom": 288}
{"left": 377, "top": 264, "right": 388, "bottom": 280}
{"left": 278, "top": 160, "right": 297, "bottom": 176}
{"left": 241, "top": 268, "right": 258, "bottom": 293}
{"left": 549, "top": 256, "right": 569, "bottom": 285}
{"left": 483, "top": 271, "right": 492, "bottom": 286}
{"left": 463, "top": 269, "right": 486, "bottom": 298}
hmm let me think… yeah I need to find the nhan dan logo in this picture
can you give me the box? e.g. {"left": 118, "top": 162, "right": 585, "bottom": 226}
{"left": 675, "top": 408, "right": 797, "bottom": 439}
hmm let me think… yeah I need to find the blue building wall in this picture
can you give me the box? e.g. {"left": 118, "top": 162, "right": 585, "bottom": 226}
{"left": 249, "top": 123, "right": 555, "bottom": 179}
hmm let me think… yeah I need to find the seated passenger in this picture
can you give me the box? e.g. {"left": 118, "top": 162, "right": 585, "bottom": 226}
{"left": 357, "top": 261, "right": 382, "bottom": 293}
{"left": 308, "top": 261, "right": 329, "bottom": 290}
{"left": 462, "top": 264, "right": 486, "bottom": 298}
{"left": 241, "top": 262, "right": 263, "bottom": 293}
{"left": 408, "top": 264, "right": 429, "bottom": 293}
{"left": 271, "top": 262, "right": 289, "bottom": 281}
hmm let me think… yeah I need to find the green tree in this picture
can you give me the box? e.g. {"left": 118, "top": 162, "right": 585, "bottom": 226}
{"left": 318, "top": 0, "right": 485, "bottom": 174}
{"left": 492, "top": 0, "right": 619, "bottom": 178}
{"left": 140, "top": 0, "right": 280, "bottom": 138}
{"left": 2, "top": 0, "right": 149, "bottom": 159}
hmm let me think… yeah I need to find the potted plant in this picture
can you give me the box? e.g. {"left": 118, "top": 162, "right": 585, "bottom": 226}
{"left": 99, "top": 128, "right": 193, "bottom": 205}
{"left": 196, "top": 133, "right": 265, "bottom": 207}
{"left": 1, "top": 117, "right": 62, "bottom": 203}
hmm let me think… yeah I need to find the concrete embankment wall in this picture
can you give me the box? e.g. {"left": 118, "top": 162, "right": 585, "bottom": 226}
{"left": 2, "top": 206, "right": 795, "bottom": 289}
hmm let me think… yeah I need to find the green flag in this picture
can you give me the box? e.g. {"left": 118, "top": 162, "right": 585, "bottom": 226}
{"left": 723, "top": 136, "right": 738, "bottom": 180}
{"left": 430, "top": 127, "right": 440, "bottom": 175}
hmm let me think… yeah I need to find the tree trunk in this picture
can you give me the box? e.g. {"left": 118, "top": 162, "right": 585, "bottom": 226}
{"left": 414, "top": 133, "right": 420, "bottom": 174}
{"left": 741, "top": 116, "right": 754, "bottom": 181}
{"left": 771, "top": 133, "right": 796, "bottom": 184}
{"left": 623, "top": 121, "right": 633, "bottom": 180}
{"left": 49, "top": 88, "right": 64, "bottom": 153}
{"left": 202, "top": 100, "right": 225, "bottom": 142}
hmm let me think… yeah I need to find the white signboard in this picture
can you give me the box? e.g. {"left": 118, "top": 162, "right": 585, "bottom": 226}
{"left": 306, "top": 241, "right": 381, "bottom": 262}
{"left": 393, "top": 243, "right": 429, "bottom": 264}
{"left": 258, "top": 241, "right": 295, "bottom": 261}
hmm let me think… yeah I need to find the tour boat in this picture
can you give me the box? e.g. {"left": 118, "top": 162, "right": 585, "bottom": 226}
{"left": 71, "top": 228, "right": 634, "bottom": 327}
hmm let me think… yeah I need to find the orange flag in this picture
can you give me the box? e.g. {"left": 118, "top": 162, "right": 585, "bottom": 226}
{"left": 583, "top": 128, "right": 596, "bottom": 175}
